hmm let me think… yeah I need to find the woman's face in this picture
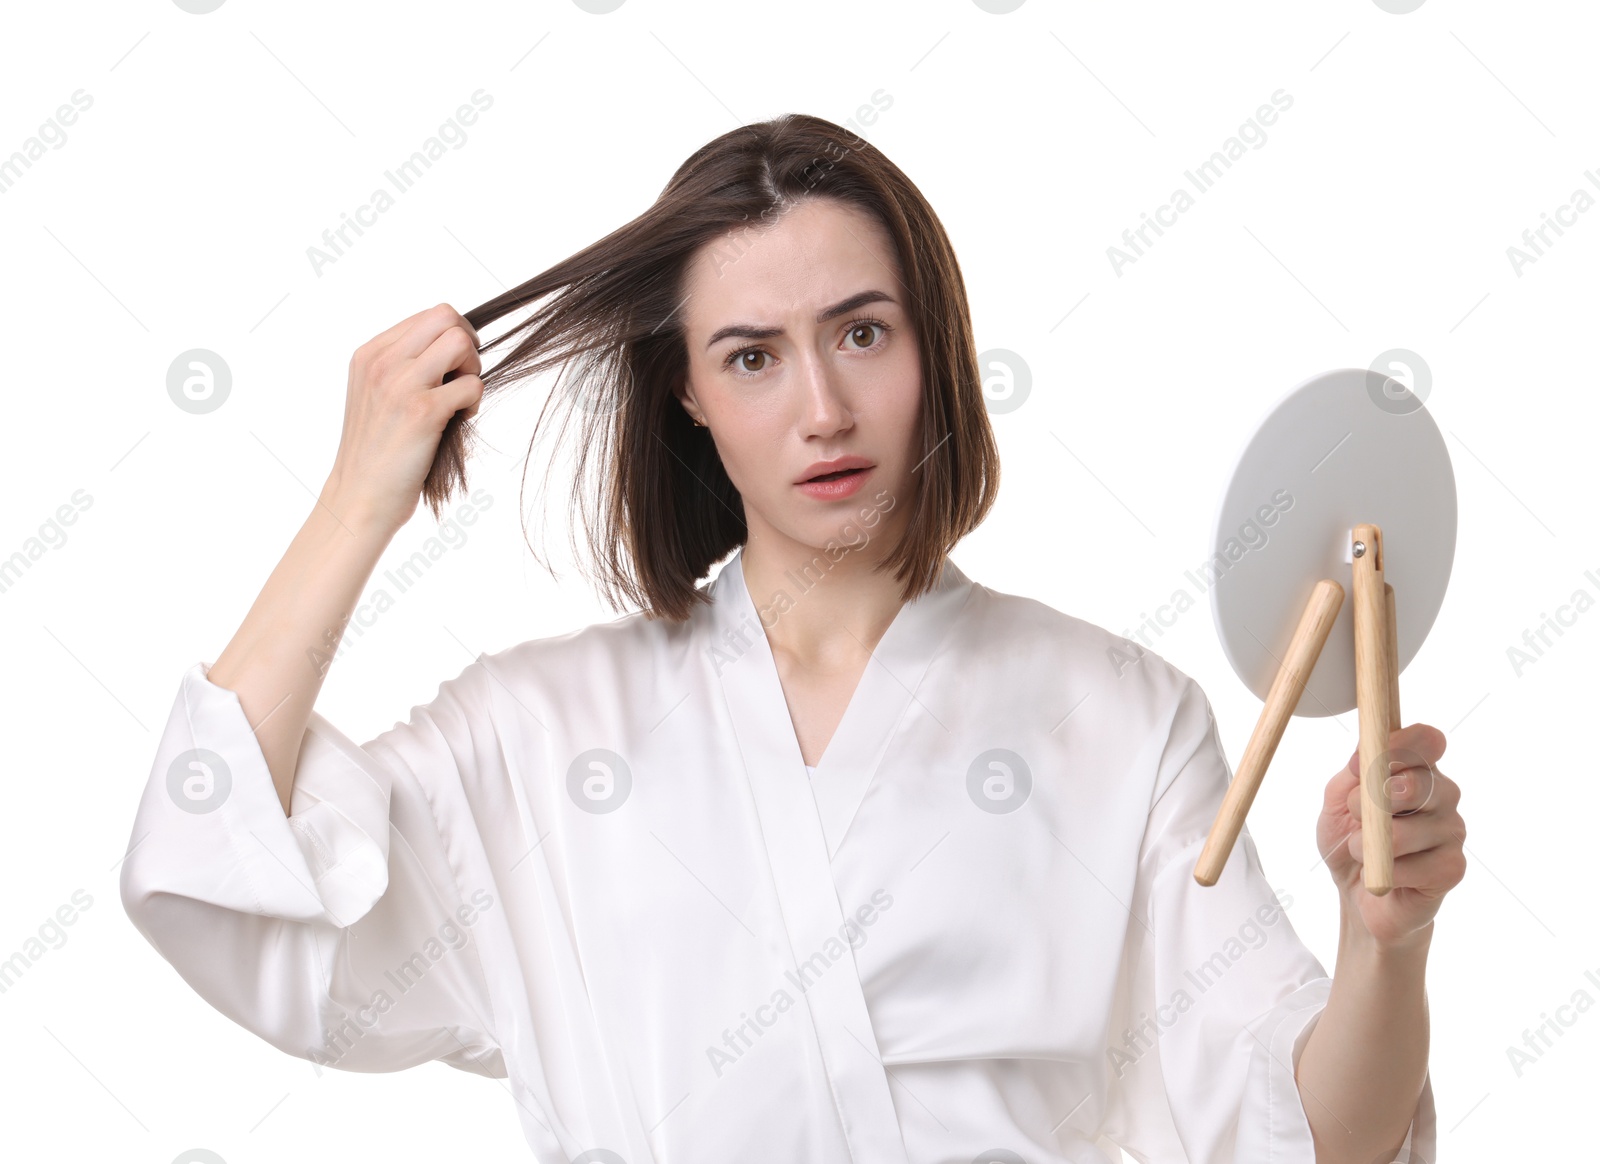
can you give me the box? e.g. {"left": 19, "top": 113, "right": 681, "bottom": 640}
{"left": 676, "top": 197, "right": 922, "bottom": 557}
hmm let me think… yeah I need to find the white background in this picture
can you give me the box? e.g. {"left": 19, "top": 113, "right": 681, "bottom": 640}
{"left": 1, "top": 0, "right": 1593, "bottom": 1159}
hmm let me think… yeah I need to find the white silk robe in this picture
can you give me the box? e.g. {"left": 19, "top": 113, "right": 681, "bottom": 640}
{"left": 120, "top": 548, "right": 1436, "bottom": 1162}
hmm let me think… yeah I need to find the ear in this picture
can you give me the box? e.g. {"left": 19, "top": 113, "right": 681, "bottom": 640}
{"left": 672, "top": 376, "right": 705, "bottom": 425}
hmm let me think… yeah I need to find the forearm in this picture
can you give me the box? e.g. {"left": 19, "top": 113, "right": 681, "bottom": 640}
{"left": 1294, "top": 913, "right": 1431, "bottom": 1164}
{"left": 207, "top": 483, "right": 393, "bottom": 817}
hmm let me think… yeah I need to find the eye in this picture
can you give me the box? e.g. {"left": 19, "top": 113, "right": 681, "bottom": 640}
{"left": 844, "top": 319, "right": 890, "bottom": 350}
{"left": 725, "top": 348, "right": 773, "bottom": 377}
{"left": 719, "top": 316, "right": 893, "bottom": 380}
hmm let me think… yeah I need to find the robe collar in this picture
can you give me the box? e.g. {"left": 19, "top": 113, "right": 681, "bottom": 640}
{"left": 696, "top": 546, "right": 976, "bottom": 1159}
{"left": 704, "top": 545, "right": 976, "bottom": 858}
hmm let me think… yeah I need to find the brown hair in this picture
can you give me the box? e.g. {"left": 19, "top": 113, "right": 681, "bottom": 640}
{"left": 433, "top": 112, "right": 1000, "bottom": 623}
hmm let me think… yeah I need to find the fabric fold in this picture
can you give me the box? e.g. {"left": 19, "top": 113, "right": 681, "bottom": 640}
{"left": 120, "top": 658, "right": 504, "bottom": 1077}
{"left": 1099, "top": 675, "right": 1436, "bottom": 1162}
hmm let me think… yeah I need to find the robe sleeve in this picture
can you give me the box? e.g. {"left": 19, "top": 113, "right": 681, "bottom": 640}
{"left": 119, "top": 660, "right": 505, "bottom": 1078}
{"left": 1098, "top": 675, "right": 1437, "bottom": 1163}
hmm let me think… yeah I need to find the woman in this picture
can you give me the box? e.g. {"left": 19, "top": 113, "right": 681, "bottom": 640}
{"left": 120, "top": 114, "right": 1460, "bottom": 1163}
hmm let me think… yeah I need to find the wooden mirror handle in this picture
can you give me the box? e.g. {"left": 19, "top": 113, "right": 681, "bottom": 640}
{"left": 1353, "top": 523, "right": 1397, "bottom": 896}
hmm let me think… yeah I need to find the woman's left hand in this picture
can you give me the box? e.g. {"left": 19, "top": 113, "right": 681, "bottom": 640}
{"left": 1316, "top": 722, "right": 1467, "bottom": 950}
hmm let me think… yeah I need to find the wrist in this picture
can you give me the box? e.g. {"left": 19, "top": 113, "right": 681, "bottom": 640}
{"left": 318, "top": 477, "right": 399, "bottom": 543}
{"left": 1339, "top": 907, "right": 1434, "bottom": 963}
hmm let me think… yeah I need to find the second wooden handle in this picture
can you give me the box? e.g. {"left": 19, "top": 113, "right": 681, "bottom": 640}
{"left": 1193, "top": 578, "right": 1344, "bottom": 886}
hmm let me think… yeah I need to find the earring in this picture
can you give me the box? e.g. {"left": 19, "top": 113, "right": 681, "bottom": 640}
{"left": 692, "top": 416, "right": 707, "bottom": 427}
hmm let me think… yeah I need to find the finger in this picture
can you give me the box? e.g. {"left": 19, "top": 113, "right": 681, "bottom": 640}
{"left": 1346, "top": 810, "right": 1466, "bottom": 861}
{"left": 1352, "top": 746, "right": 1446, "bottom": 817}
{"left": 363, "top": 302, "right": 479, "bottom": 357}
{"left": 1348, "top": 770, "right": 1422, "bottom": 818}
{"left": 362, "top": 304, "right": 439, "bottom": 353}
{"left": 1386, "top": 843, "right": 1469, "bottom": 893}
{"left": 1348, "top": 769, "right": 1457, "bottom": 820}
{"left": 1391, "top": 768, "right": 1461, "bottom": 817}
{"left": 434, "top": 372, "right": 484, "bottom": 418}
{"left": 414, "top": 326, "right": 484, "bottom": 389}
{"left": 394, "top": 302, "right": 482, "bottom": 361}
{"left": 1344, "top": 726, "right": 1444, "bottom": 781}
{"left": 1347, "top": 768, "right": 1403, "bottom": 818}
{"left": 1384, "top": 763, "right": 1436, "bottom": 816}
{"left": 1389, "top": 723, "right": 1447, "bottom": 768}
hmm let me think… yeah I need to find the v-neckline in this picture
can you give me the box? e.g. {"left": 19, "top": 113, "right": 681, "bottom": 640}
{"left": 775, "top": 623, "right": 903, "bottom": 775}
{"left": 710, "top": 547, "right": 976, "bottom": 857}
{"left": 736, "top": 550, "right": 918, "bottom": 778}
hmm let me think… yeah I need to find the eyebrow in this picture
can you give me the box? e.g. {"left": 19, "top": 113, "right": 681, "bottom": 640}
{"left": 704, "top": 289, "right": 897, "bottom": 351}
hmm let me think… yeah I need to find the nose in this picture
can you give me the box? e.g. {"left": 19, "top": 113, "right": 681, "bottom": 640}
{"left": 796, "top": 352, "right": 854, "bottom": 440}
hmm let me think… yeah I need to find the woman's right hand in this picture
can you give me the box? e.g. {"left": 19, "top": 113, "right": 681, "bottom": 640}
{"left": 322, "top": 303, "right": 486, "bottom": 538}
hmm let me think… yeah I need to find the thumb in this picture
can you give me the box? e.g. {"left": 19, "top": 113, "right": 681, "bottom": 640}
{"left": 1324, "top": 763, "right": 1359, "bottom": 815}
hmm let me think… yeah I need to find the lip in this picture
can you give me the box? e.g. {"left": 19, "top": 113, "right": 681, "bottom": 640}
{"left": 796, "top": 464, "right": 873, "bottom": 501}
{"left": 796, "top": 455, "right": 875, "bottom": 484}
